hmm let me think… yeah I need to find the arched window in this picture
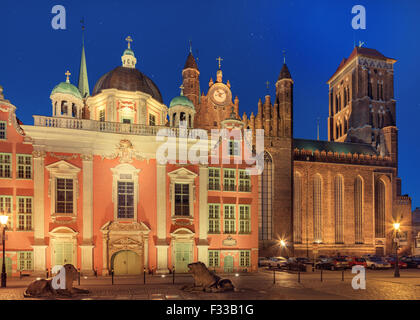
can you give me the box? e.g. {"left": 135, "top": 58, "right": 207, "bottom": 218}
{"left": 313, "top": 174, "right": 322, "bottom": 242}
{"left": 334, "top": 175, "right": 344, "bottom": 244}
{"left": 375, "top": 180, "right": 386, "bottom": 238}
{"left": 293, "top": 172, "right": 302, "bottom": 244}
{"left": 72, "top": 104, "right": 77, "bottom": 118}
{"left": 258, "top": 152, "right": 273, "bottom": 241}
{"left": 354, "top": 176, "right": 363, "bottom": 244}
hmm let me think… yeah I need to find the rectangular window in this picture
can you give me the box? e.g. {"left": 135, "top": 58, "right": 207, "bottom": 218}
{"left": 0, "top": 121, "right": 6, "bottom": 140}
{"left": 223, "top": 169, "right": 236, "bottom": 192}
{"left": 208, "top": 168, "right": 220, "bottom": 191}
{"left": 239, "top": 205, "right": 251, "bottom": 234}
{"left": 0, "top": 196, "right": 12, "bottom": 229}
{"left": 99, "top": 109, "right": 105, "bottom": 122}
{"left": 208, "top": 204, "right": 220, "bottom": 233}
{"left": 174, "top": 183, "right": 190, "bottom": 216}
{"left": 0, "top": 153, "right": 11, "bottom": 178}
{"left": 17, "top": 197, "right": 32, "bottom": 231}
{"left": 240, "top": 250, "right": 251, "bottom": 267}
{"left": 228, "top": 140, "right": 240, "bottom": 156}
{"left": 239, "top": 170, "right": 251, "bottom": 192}
{"left": 18, "top": 251, "right": 33, "bottom": 271}
{"left": 56, "top": 178, "right": 73, "bottom": 214}
{"left": 149, "top": 114, "right": 156, "bottom": 126}
{"left": 17, "top": 154, "right": 32, "bottom": 179}
{"left": 224, "top": 204, "right": 236, "bottom": 234}
{"left": 117, "top": 181, "right": 134, "bottom": 219}
{"left": 208, "top": 250, "right": 220, "bottom": 267}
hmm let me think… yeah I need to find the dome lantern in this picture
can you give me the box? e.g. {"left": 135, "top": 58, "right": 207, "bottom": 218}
{"left": 50, "top": 70, "right": 83, "bottom": 118}
{"left": 121, "top": 36, "right": 137, "bottom": 69}
{"left": 168, "top": 85, "right": 196, "bottom": 128}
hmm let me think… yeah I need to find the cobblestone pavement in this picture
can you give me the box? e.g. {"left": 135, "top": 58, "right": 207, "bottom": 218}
{"left": 2, "top": 268, "right": 420, "bottom": 300}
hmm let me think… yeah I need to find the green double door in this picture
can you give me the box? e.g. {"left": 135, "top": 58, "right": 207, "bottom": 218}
{"left": 224, "top": 256, "right": 234, "bottom": 273}
{"left": 54, "top": 242, "right": 74, "bottom": 267}
{"left": 113, "top": 250, "right": 142, "bottom": 275}
{"left": 174, "top": 243, "right": 191, "bottom": 273}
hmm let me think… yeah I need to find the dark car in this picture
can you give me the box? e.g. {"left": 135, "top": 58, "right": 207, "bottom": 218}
{"left": 286, "top": 257, "right": 308, "bottom": 271}
{"left": 400, "top": 256, "right": 420, "bottom": 268}
{"left": 316, "top": 257, "right": 348, "bottom": 270}
{"left": 384, "top": 256, "right": 407, "bottom": 269}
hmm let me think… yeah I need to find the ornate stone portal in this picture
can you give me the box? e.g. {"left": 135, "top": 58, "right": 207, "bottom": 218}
{"left": 100, "top": 221, "right": 150, "bottom": 275}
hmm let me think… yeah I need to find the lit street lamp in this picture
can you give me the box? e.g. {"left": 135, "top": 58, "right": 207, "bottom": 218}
{"left": 393, "top": 222, "right": 400, "bottom": 278}
{"left": 279, "top": 239, "right": 286, "bottom": 258}
{"left": 0, "top": 214, "right": 8, "bottom": 287}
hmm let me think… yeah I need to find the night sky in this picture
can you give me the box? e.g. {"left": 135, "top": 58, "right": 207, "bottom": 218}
{"left": 1, "top": 0, "right": 419, "bottom": 207}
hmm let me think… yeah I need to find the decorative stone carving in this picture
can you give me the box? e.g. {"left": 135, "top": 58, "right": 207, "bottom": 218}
{"left": 101, "top": 139, "right": 147, "bottom": 163}
{"left": 222, "top": 235, "right": 237, "bottom": 246}
{"left": 80, "top": 154, "right": 93, "bottom": 161}
{"left": 32, "top": 150, "right": 47, "bottom": 159}
{"left": 50, "top": 153, "right": 79, "bottom": 160}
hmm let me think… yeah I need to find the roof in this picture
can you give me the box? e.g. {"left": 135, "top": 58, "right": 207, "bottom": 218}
{"left": 328, "top": 47, "right": 396, "bottom": 83}
{"left": 278, "top": 63, "right": 292, "bottom": 80}
{"left": 92, "top": 66, "right": 163, "bottom": 102}
{"left": 293, "top": 138, "right": 378, "bottom": 156}
{"left": 51, "top": 81, "right": 83, "bottom": 99}
{"left": 123, "top": 48, "right": 135, "bottom": 56}
{"left": 169, "top": 95, "right": 194, "bottom": 109}
{"left": 184, "top": 52, "right": 198, "bottom": 70}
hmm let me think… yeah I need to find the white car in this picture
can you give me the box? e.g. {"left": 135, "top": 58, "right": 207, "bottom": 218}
{"left": 365, "top": 257, "right": 391, "bottom": 269}
{"left": 258, "top": 257, "right": 272, "bottom": 267}
{"left": 267, "top": 256, "right": 288, "bottom": 269}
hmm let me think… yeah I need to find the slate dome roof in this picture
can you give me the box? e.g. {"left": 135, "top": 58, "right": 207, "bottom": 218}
{"left": 92, "top": 66, "right": 163, "bottom": 103}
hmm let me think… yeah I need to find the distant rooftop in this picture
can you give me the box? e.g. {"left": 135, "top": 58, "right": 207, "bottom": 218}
{"left": 293, "top": 138, "right": 378, "bottom": 156}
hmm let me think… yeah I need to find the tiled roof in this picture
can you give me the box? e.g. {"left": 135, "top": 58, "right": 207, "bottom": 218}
{"left": 293, "top": 138, "right": 378, "bottom": 156}
{"left": 184, "top": 52, "right": 198, "bottom": 70}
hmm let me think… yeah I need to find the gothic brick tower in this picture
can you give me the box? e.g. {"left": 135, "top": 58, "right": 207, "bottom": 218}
{"left": 247, "top": 62, "right": 294, "bottom": 256}
{"left": 327, "top": 47, "right": 397, "bottom": 166}
{"left": 182, "top": 51, "right": 200, "bottom": 108}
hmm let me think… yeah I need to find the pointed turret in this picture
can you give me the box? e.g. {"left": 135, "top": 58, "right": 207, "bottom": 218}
{"left": 182, "top": 47, "right": 200, "bottom": 108}
{"left": 78, "top": 33, "right": 90, "bottom": 98}
{"left": 278, "top": 63, "right": 292, "bottom": 80}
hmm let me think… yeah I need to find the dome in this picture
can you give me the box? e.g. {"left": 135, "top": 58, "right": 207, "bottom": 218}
{"left": 169, "top": 95, "right": 194, "bottom": 109}
{"left": 123, "top": 48, "right": 134, "bottom": 56}
{"left": 51, "top": 81, "right": 82, "bottom": 99}
{"left": 92, "top": 66, "right": 163, "bottom": 103}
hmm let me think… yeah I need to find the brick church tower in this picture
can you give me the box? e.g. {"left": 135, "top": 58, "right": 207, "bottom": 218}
{"left": 327, "top": 47, "right": 398, "bottom": 166}
{"left": 182, "top": 51, "right": 200, "bottom": 108}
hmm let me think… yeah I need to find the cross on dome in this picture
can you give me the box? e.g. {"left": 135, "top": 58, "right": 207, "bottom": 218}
{"left": 65, "top": 70, "right": 71, "bottom": 83}
{"left": 216, "top": 56, "right": 223, "bottom": 69}
{"left": 126, "top": 36, "right": 133, "bottom": 49}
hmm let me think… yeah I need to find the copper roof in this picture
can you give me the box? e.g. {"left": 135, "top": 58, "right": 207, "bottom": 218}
{"left": 327, "top": 47, "right": 396, "bottom": 83}
{"left": 184, "top": 52, "right": 198, "bottom": 70}
{"left": 92, "top": 66, "right": 163, "bottom": 102}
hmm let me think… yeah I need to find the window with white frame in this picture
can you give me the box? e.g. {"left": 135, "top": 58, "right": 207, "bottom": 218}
{"left": 17, "top": 197, "right": 32, "bottom": 231}
{"left": 17, "top": 154, "right": 32, "bottom": 179}
{"left": 18, "top": 251, "right": 33, "bottom": 271}
{"left": 228, "top": 140, "right": 240, "bottom": 156}
{"left": 0, "top": 196, "right": 12, "bottom": 229}
{"left": 0, "top": 121, "right": 6, "bottom": 140}
{"left": 208, "top": 250, "right": 220, "bottom": 267}
{"left": 208, "top": 168, "right": 220, "bottom": 190}
{"left": 56, "top": 178, "right": 73, "bottom": 214}
{"left": 239, "top": 205, "right": 251, "bottom": 234}
{"left": 223, "top": 169, "right": 236, "bottom": 192}
{"left": 0, "top": 153, "right": 11, "bottom": 178}
{"left": 174, "top": 183, "right": 190, "bottom": 216}
{"left": 224, "top": 204, "right": 236, "bottom": 234}
{"left": 117, "top": 181, "right": 134, "bottom": 219}
{"left": 239, "top": 170, "right": 251, "bottom": 192}
{"left": 240, "top": 250, "right": 251, "bottom": 267}
{"left": 208, "top": 204, "right": 220, "bottom": 233}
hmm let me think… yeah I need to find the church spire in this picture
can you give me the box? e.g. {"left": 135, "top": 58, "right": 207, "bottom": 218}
{"left": 78, "top": 20, "right": 90, "bottom": 98}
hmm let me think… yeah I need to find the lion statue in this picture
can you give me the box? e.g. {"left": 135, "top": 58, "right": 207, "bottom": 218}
{"left": 24, "top": 264, "right": 89, "bottom": 298}
{"left": 182, "top": 262, "right": 234, "bottom": 293}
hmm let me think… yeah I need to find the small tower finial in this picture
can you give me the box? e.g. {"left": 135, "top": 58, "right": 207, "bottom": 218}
{"left": 317, "top": 117, "right": 320, "bottom": 141}
{"left": 65, "top": 70, "right": 71, "bottom": 83}
{"left": 216, "top": 56, "right": 223, "bottom": 69}
{"left": 125, "top": 36, "right": 133, "bottom": 49}
{"left": 283, "top": 49, "right": 286, "bottom": 64}
{"left": 179, "top": 84, "right": 184, "bottom": 96}
{"left": 189, "top": 40, "right": 192, "bottom": 53}
{"left": 265, "top": 80, "right": 270, "bottom": 93}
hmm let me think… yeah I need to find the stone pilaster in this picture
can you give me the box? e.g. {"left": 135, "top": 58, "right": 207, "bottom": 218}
{"left": 81, "top": 154, "right": 94, "bottom": 274}
{"left": 197, "top": 166, "right": 209, "bottom": 265}
{"left": 155, "top": 164, "right": 168, "bottom": 273}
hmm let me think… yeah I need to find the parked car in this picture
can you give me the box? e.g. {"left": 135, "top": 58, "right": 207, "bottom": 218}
{"left": 347, "top": 257, "right": 367, "bottom": 268}
{"left": 315, "top": 257, "right": 348, "bottom": 270}
{"left": 267, "top": 256, "right": 288, "bottom": 269}
{"left": 384, "top": 256, "right": 407, "bottom": 269}
{"left": 286, "top": 257, "right": 307, "bottom": 271}
{"left": 400, "top": 256, "right": 420, "bottom": 268}
{"left": 364, "top": 257, "right": 391, "bottom": 269}
{"left": 258, "top": 257, "right": 272, "bottom": 267}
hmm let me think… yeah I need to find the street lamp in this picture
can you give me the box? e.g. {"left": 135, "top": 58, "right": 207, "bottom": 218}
{"left": 279, "top": 239, "right": 286, "bottom": 258}
{"left": 0, "top": 214, "right": 8, "bottom": 287}
{"left": 313, "top": 239, "right": 321, "bottom": 271}
{"left": 393, "top": 222, "right": 400, "bottom": 278}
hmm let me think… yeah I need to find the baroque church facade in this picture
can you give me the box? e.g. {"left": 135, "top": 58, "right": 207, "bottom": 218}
{"left": 0, "top": 36, "right": 413, "bottom": 276}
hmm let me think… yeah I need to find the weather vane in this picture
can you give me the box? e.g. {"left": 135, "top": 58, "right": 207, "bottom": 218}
{"left": 216, "top": 56, "right": 223, "bottom": 69}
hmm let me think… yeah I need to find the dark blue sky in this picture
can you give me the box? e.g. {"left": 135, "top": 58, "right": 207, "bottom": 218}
{"left": 1, "top": 0, "right": 419, "bottom": 207}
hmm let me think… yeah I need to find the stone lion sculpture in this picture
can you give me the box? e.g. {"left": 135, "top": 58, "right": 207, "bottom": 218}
{"left": 182, "top": 262, "right": 235, "bottom": 293}
{"left": 24, "top": 264, "right": 89, "bottom": 298}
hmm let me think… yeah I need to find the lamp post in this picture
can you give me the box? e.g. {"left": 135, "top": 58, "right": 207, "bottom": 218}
{"left": 313, "top": 240, "right": 321, "bottom": 271}
{"left": 393, "top": 223, "right": 400, "bottom": 278}
{"left": 0, "top": 214, "right": 9, "bottom": 287}
{"left": 279, "top": 239, "right": 286, "bottom": 257}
